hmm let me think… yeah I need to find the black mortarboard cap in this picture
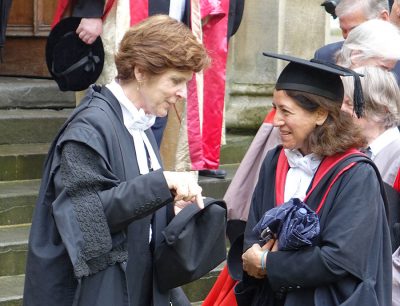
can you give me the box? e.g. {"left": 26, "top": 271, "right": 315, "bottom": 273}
{"left": 262, "top": 52, "right": 364, "bottom": 118}
{"left": 46, "top": 17, "right": 104, "bottom": 91}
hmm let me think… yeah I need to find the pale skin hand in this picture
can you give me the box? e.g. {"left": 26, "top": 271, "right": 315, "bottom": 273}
{"left": 174, "top": 200, "right": 198, "bottom": 215}
{"left": 163, "top": 171, "right": 204, "bottom": 210}
{"left": 76, "top": 18, "right": 103, "bottom": 45}
{"left": 242, "top": 239, "right": 279, "bottom": 279}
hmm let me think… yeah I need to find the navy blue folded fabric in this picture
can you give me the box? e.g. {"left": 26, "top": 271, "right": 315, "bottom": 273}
{"left": 252, "top": 198, "right": 320, "bottom": 250}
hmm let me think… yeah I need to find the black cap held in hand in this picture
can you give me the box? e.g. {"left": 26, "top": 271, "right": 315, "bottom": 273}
{"left": 263, "top": 52, "right": 364, "bottom": 118}
{"left": 46, "top": 17, "right": 104, "bottom": 92}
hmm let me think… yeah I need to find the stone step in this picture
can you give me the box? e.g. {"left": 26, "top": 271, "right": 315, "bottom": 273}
{"left": 0, "top": 274, "right": 24, "bottom": 306}
{"left": 0, "top": 144, "right": 49, "bottom": 181}
{"left": 0, "top": 180, "right": 40, "bottom": 226}
{"left": 0, "top": 263, "right": 222, "bottom": 306}
{"left": 182, "top": 262, "right": 223, "bottom": 303}
{"left": 221, "top": 134, "right": 254, "bottom": 164}
{"left": 0, "top": 109, "right": 71, "bottom": 145}
{"left": 198, "top": 163, "right": 237, "bottom": 199}
{"left": 0, "top": 225, "right": 29, "bottom": 277}
{"left": 0, "top": 77, "right": 75, "bottom": 109}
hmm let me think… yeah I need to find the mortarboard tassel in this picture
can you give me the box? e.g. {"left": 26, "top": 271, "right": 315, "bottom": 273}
{"left": 352, "top": 73, "right": 364, "bottom": 118}
{"left": 311, "top": 58, "right": 365, "bottom": 118}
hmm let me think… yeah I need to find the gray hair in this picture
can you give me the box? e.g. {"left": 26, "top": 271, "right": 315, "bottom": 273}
{"left": 342, "top": 66, "right": 400, "bottom": 129}
{"left": 336, "top": 0, "right": 389, "bottom": 19}
{"left": 336, "top": 19, "right": 400, "bottom": 68}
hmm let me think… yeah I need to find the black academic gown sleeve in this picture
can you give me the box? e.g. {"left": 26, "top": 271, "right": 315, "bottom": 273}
{"left": 60, "top": 140, "right": 173, "bottom": 234}
{"left": 244, "top": 148, "right": 392, "bottom": 306}
{"left": 72, "top": 0, "right": 105, "bottom": 18}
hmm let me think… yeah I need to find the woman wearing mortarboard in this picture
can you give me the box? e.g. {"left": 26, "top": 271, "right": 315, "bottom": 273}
{"left": 234, "top": 53, "right": 392, "bottom": 306}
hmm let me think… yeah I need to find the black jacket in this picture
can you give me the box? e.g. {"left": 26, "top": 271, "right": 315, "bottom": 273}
{"left": 23, "top": 86, "right": 176, "bottom": 306}
{"left": 239, "top": 146, "right": 392, "bottom": 306}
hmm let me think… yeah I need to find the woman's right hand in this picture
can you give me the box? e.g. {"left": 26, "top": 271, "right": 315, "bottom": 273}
{"left": 163, "top": 171, "right": 204, "bottom": 209}
{"left": 76, "top": 18, "right": 103, "bottom": 45}
{"left": 242, "top": 239, "right": 275, "bottom": 279}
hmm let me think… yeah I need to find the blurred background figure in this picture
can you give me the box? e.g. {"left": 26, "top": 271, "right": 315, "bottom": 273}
{"left": 314, "top": 0, "right": 390, "bottom": 63}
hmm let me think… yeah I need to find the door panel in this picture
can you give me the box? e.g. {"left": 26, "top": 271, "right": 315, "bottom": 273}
{"left": 0, "top": 0, "right": 57, "bottom": 77}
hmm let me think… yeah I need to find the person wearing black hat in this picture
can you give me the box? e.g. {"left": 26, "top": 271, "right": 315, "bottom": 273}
{"left": 235, "top": 53, "right": 392, "bottom": 306}
{"left": 23, "top": 15, "right": 210, "bottom": 306}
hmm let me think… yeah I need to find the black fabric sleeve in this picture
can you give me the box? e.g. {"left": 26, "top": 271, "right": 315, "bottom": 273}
{"left": 60, "top": 141, "right": 173, "bottom": 234}
{"left": 72, "top": 0, "right": 105, "bottom": 18}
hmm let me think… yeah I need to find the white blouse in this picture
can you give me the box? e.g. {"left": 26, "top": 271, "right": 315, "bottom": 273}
{"left": 283, "top": 149, "right": 322, "bottom": 202}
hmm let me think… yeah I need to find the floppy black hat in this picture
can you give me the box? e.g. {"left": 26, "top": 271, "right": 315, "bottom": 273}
{"left": 46, "top": 17, "right": 104, "bottom": 91}
{"left": 263, "top": 52, "right": 365, "bottom": 118}
{"left": 154, "top": 197, "right": 227, "bottom": 291}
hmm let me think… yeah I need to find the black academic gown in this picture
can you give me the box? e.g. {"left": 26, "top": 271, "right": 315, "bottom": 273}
{"left": 23, "top": 86, "right": 176, "bottom": 306}
{"left": 240, "top": 146, "right": 392, "bottom": 306}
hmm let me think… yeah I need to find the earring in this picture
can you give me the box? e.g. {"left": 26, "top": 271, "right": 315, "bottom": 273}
{"left": 137, "top": 79, "right": 142, "bottom": 91}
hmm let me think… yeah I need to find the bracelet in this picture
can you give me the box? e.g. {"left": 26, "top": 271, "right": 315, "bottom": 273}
{"left": 260, "top": 249, "right": 269, "bottom": 271}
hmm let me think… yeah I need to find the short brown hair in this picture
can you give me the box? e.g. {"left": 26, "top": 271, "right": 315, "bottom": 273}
{"left": 115, "top": 15, "right": 211, "bottom": 80}
{"left": 286, "top": 90, "right": 367, "bottom": 156}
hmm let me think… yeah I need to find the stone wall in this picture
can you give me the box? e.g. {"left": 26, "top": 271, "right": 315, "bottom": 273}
{"left": 225, "top": 0, "right": 329, "bottom": 131}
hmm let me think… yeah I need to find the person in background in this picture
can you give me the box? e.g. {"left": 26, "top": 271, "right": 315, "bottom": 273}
{"left": 52, "top": 0, "right": 245, "bottom": 179}
{"left": 391, "top": 0, "right": 400, "bottom": 27}
{"left": 336, "top": 18, "right": 400, "bottom": 72}
{"left": 237, "top": 52, "right": 391, "bottom": 306}
{"left": 23, "top": 15, "right": 209, "bottom": 306}
{"left": 341, "top": 66, "right": 400, "bottom": 306}
{"left": 314, "top": 0, "right": 390, "bottom": 62}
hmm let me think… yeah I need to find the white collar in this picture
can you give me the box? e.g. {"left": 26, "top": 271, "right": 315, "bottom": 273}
{"left": 106, "top": 80, "right": 161, "bottom": 174}
{"left": 284, "top": 149, "right": 322, "bottom": 176}
{"left": 369, "top": 127, "right": 400, "bottom": 159}
{"left": 107, "top": 79, "right": 156, "bottom": 130}
{"left": 283, "top": 149, "right": 322, "bottom": 202}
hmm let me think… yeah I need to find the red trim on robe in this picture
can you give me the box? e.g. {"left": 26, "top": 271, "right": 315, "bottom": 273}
{"left": 202, "top": 265, "right": 238, "bottom": 306}
{"left": 394, "top": 169, "right": 400, "bottom": 193}
{"left": 51, "top": 0, "right": 71, "bottom": 28}
{"left": 200, "top": 0, "right": 229, "bottom": 169}
{"left": 103, "top": 0, "right": 116, "bottom": 19}
{"left": 187, "top": 76, "right": 205, "bottom": 169}
{"left": 314, "top": 162, "right": 357, "bottom": 213}
{"left": 129, "top": 0, "right": 149, "bottom": 25}
{"left": 275, "top": 148, "right": 361, "bottom": 210}
{"left": 275, "top": 149, "right": 289, "bottom": 205}
{"left": 264, "top": 108, "right": 276, "bottom": 123}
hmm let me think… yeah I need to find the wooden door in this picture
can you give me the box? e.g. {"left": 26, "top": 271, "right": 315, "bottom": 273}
{"left": 0, "top": 0, "right": 57, "bottom": 77}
